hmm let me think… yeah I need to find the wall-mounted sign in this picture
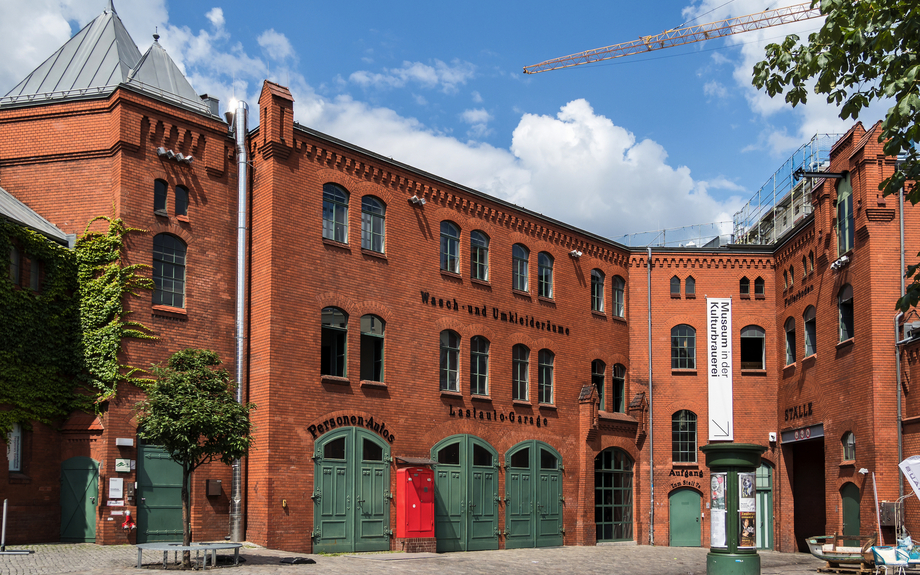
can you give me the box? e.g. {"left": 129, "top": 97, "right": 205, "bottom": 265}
{"left": 108, "top": 477, "right": 123, "bottom": 499}
{"left": 107, "top": 500, "right": 124, "bottom": 507}
{"left": 420, "top": 291, "right": 571, "bottom": 336}
{"left": 307, "top": 414, "right": 394, "bottom": 443}
{"left": 784, "top": 402, "right": 814, "bottom": 422}
{"left": 707, "top": 298, "right": 734, "bottom": 441}
{"left": 115, "top": 459, "right": 131, "bottom": 473}
{"left": 448, "top": 405, "right": 548, "bottom": 428}
{"left": 710, "top": 472, "right": 727, "bottom": 548}
{"left": 781, "top": 423, "right": 824, "bottom": 443}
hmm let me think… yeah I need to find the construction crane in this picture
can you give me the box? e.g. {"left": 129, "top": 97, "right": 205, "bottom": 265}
{"left": 522, "top": 2, "right": 822, "bottom": 74}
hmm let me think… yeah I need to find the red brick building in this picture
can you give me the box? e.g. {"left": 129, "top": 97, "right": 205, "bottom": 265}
{"left": 2, "top": 2, "right": 920, "bottom": 555}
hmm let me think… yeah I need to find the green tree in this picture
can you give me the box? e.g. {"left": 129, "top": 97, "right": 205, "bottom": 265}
{"left": 752, "top": 0, "right": 920, "bottom": 311}
{"left": 135, "top": 349, "right": 255, "bottom": 561}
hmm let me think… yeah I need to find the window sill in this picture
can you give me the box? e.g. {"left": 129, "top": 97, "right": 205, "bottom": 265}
{"left": 322, "top": 238, "right": 350, "bottom": 250}
{"left": 361, "top": 249, "right": 387, "bottom": 260}
{"left": 840, "top": 460, "right": 856, "bottom": 468}
{"left": 321, "top": 375, "right": 350, "bottom": 385}
{"left": 671, "top": 461, "right": 699, "bottom": 467}
{"left": 538, "top": 403, "right": 557, "bottom": 410}
{"left": 360, "top": 380, "right": 387, "bottom": 389}
{"left": 837, "top": 338, "right": 855, "bottom": 350}
{"left": 740, "top": 294, "right": 751, "bottom": 300}
{"left": 440, "top": 269, "right": 461, "bottom": 280}
{"left": 671, "top": 369, "right": 697, "bottom": 375}
{"left": 151, "top": 305, "right": 187, "bottom": 319}
{"left": 685, "top": 294, "right": 696, "bottom": 299}
{"left": 471, "top": 394, "right": 492, "bottom": 402}
{"left": 176, "top": 215, "right": 190, "bottom": 223}
{"left": 537, "top": 296, "right": 555, "bottom": 305}
{"left": 591, "top": 310, "right": 607, "bottom": 319}
{"left": 512, "top": 399, "right": 531, "bottom": 407}
{"left": 740, "top": 369, "right": 767, "bottom": 376}
{"left": 154, "top": 210, "right": 168, "bottom": 218}
{"left": 802, "top": 354, "right": 817, "bottom": 365}
{"left": 670, "top": 293, "right": 681, "bottom": 299}
{"left": 783, "top": 363, "right": 797, "bottom": 372}
{"left": 471, "top": 278, "right": 491, "bottom": 287}
{"left": 511, "top": 289, "right": 531, "bottom": 298}
{"left": 440, "top": 389, "right": 462, "bottom": 398}
{"left": 755, "top": 294, "right": 766, "bottom": 300}
{"left": 611, "top": 315, "right": 627, "bottom": 324}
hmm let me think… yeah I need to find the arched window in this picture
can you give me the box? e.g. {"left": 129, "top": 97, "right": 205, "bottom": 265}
{"left": 321, "top": 307, "right": 348, "bottom": 377}
{"left": 175, "top": 185, "right": 189, "bottom": 217}
{"left": 672, "top": 410, "right": 697, "bottom": 462}
{"left": 685, "top": 276, "right": 696, "bottom": 296}
{"left": 754, "top": 277, "right": 765, "bottom": 296}
{"left": 592, "top": 360, "right": 606, "bottom": 411}
{"left": 809, "top": 251, "right": 815, "bottom": 273}
{"left": 740, "top": 325, "right": 765, "bottom": 370}
{"left": 837, "top": 173, "right": 854, "bottom": 255}
{"left": 470, "top": 231, "right": 489, "bottom": 281}
{"left": 671, "top": 324, "right": 695, "bottom": 369}
{"left": 591, "top": 269, "right": 605, "bottom": 312}
{"left": 440, "top": 222, "right": 460, "bottom": 273}
{"left": 612, "top": 364, "right": 626, "bottom": 413}
{"left": 612, "top": 276, "right": 625, "bottom": 317}
{"left": 784, "top": 317, "right": 796, "bottom": 365}
{"left": 360, "top": 314, "right": 384, "bottom": 382}
{"left": 842, "top": 431, "right": 856, "bottom": 461}
{"left": 804, "top": 306, "right": 817, "bottom": 357}
{"left": 153, "top": 234, "right": 187, "bottom": 308}
{"left": 839, "top": 284, "right": 854, "bottom": 341}
{"left": 538, "top": 349, "right": 554, "bottom": 404}
{"left": 670, "top": 276, "right": 681, "bottom": 296}
{"left": 361, "top": 196, "right": 385, "bottom": 252}
{"left": 512, "top": 344, "right": 530, "bottom": 401}
{"left": 802, "top": 256, "right": 808, "bottom": 280}
{"left": 322, "top": 183, "right": 349, "bottom": 243}
{"left": 512, "top": 244, "right": 529, "bottom": 292}
{"left": 154, "top": 179, "right": 168, "bottom": 214}
{"left": 740, "top": 276, "right": 750, "bottom": 296}
{"left": 538, "top": 252, "right": 554, "bottom": 298}
{"left": 470, "top": 336, "right": 490, "bottom": 396}
{"left": 788, "top": 266, "right": 794, "bottom": 288}
{"left": 439, "top": 329, "right": 460, "bottom": 391}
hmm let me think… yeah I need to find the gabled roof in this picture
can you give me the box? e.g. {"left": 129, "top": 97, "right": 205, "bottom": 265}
{"left": 0, "top": 185, "right": 69, "bottom": 245}
{"left": 1, "top": 2, "right": 212, "bottom": 117}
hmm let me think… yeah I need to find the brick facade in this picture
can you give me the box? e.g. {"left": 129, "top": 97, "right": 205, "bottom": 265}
{"left": 2, "top": 64, "right": 919, "bottom": 555}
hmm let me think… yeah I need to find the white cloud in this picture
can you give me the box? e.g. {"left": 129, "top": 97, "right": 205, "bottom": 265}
{"left": 205, "top": 7, "right": 224, "bottom": 29}
{"left": 257, "top": 29, "right": 294, "bottom": 61}
{"left": 349, "top": 59, "right": 475, "bottom": 93}
{"left": 703, "top": 80, "right": 727, "bottom": 99}
{"left": 471, "top": 90, "right": 483, "bottom": 103}
{"left": 461, "top": 108, "right": 493, "bottom": 139}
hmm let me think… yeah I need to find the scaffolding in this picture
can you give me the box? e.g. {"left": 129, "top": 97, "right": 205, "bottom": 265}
{"left": 611, "top": 221, "right": 733, "bottom": 248}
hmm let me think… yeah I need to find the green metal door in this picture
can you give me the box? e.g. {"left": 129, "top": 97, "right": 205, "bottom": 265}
{"left": 137, "top": 441, "right": 184, "bottom": 543}
{"left": 669, "top": 488, "right": 701, "bottom": 547}
{"left": 506, "top": 441, "right": 563, "bottom": 548}
{"left": 60, "top": 457, "right": 99, "bottom": 542}
{"left": 841, "top": 482, "right": 861, "bottom": 546}
{"left": 432, "top": 435, "right": 499, "bottom": 552}
{"left": 313, "top": 428, "right": 390, "bottom": 553}
{"left": 756, "top": 463, "right": 773, "bottom": 550}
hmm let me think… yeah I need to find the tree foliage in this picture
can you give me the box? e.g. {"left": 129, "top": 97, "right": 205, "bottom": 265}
{"left": 135, "top": 349, "right": 255, "bottom": 552}
{"left": 752, "top": 0, "right": 920, "bottom": 311}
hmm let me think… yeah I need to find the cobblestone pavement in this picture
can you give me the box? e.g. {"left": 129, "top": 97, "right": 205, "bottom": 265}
{"left": 0, "top": 542, "right": 828, "bottom": 575}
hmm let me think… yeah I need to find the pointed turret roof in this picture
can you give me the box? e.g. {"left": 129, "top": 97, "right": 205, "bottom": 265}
{"left": 1, "top": 2, "right": 212, "bottom": 117}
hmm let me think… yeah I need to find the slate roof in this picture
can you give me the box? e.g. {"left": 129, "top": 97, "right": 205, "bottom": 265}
{"left": 0, "top": 185, "right": 69, "bottom": 245}
{"left": 1, "top": 1, "right": 212, "bottom": 117}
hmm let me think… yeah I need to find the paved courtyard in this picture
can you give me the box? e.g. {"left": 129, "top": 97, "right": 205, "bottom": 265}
{"left": 0, "top": 542, "right": 828, "bottom": 575}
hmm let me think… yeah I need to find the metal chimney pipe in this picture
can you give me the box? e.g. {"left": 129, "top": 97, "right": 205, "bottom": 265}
{"left": 230, "top": 100, "right": 249, "bottom": 543}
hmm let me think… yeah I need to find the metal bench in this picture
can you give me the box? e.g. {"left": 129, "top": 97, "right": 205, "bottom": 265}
{"left": 135, "top": 542, "right": 242, "bottom": 569}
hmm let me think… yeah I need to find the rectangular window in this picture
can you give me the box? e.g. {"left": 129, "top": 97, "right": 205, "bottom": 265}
{"left": 538, "top": 350, "right": 554, "bottom": 404}
{"left": 513, "top": 345, "right": 529, "bottom": 401}
{"left": 7, "top": 423, "right": 21, "bottom": 472}
{"left": 175, "top": 186, "right": 189, "bottom": 217}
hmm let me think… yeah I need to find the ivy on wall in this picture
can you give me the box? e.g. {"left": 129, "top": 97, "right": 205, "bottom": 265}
{"left": 76, "top": 216, "right": 156, "bottom": 403}
{"left": 0, "top": 216, "right": 156, "bottom": 435}
{"left": 0, "top": 223, "right": 80, "bottom": 435}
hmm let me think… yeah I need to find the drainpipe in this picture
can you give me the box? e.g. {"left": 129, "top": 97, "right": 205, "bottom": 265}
{"left": 897, "top": 185, "right": 905, "bottom": 497}
{"left": 230, "top": 99, "right": 249, "bottom": 543}
{"left": 648, "top": 246, "right": 655, "bottom": 545}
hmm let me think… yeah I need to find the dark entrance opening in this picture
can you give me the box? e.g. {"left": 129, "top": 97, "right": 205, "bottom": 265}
{"left": 790, "top": 438, "right": 826, "bottom": 551}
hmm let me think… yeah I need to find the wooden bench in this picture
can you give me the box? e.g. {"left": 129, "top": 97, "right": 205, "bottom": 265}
{"left": 135, "top": 542, "right": 242, "bottom": 569}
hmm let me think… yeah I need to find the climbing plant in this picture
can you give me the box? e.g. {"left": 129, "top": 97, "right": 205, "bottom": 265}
{"left": 0, "top": 223, "right": 80, "bottom": 436}
{"left": 75, "top": 216, "right": 156, "bottom": 403}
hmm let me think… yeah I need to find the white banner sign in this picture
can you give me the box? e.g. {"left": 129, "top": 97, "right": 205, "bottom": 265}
{"left": 899, "top": 456, "right": 920, "bottom": 501}
{"left": 707, "top": 298, "right": 733, "bottom": 440}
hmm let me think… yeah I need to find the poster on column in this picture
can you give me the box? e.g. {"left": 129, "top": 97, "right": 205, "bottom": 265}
{"left": 738, "top": 472, "right": 756, "bottom": 548}
{"left": 707, "top": 297, "right": 733, "bottom": 440}
{"left": 711, "top": 472, "right": 727, "bottom": 548}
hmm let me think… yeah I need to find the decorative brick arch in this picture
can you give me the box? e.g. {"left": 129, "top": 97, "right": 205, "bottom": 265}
{"left": 353, "top": 180, "right": 393, "bottom": 207}
{"left": 352, "top": 301, "right": 394, "bottom": 324}
{"left": 508, "top": 331, "right": 537, "bottom": 349}
{"left": 314, "top": 291, "right": 358, "bottom": 315}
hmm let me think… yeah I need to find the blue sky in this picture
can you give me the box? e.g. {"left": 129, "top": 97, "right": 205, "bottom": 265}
{"left": 0, "top": 0, "right": 890, "bottom": 243}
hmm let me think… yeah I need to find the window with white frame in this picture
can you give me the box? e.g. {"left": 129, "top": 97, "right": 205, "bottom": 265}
{"left": 440, "top": 222, "right": 460, "bottom": 273}
{"left": 538, "top": 349, "right": 554, "bottom": 404}
{"left": 470, "top": 231, "right": 489, "bottom": 281}
{"left": 512, "top": 344, "right": 530, "bottom": 401}
{"left": 322, "top": 183, "right": 349, "bottom": 243}
{"left": 470, "top": 336, "right": 490, "bottom": 396}
{"left": 612, "top": 276, "right": 625, "bottom": 317}
{"left": 361, "top": 197, "right": 385, "bottom": 252}
{"left": 440, "top": 330, "right": 460, "bottom": 391}
{"left": 591, "top": 269, "right": 605, "bottom": 312}
{"left": 538, "top": 252, "right": 554, "bottom": 298}
{"left": 512, "top": 244, "right": 529, "bottom": 292}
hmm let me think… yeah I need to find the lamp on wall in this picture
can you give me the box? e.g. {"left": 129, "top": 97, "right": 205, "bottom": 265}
{"left": 408, "top": 195, "right": 426, "bottom": 205}
{"left": 569, "top": 250, "right": 582, "bottom": 258}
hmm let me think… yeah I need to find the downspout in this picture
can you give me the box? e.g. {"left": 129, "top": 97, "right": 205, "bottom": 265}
{"left": 230, "top": 100, "right": 249, "bottom": 543}
{"left": 897, "top": 184, "right": 905, "bottom": 497}
{"left": 647, "top": 246, "right": 655, "bottom": 545}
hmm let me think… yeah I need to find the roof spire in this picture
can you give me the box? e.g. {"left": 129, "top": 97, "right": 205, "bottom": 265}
{"left": 153, "top": 26, "right": 159, "bottom": 42}
{"left": 107, "top": 0, "right": 116, "bottom": 14}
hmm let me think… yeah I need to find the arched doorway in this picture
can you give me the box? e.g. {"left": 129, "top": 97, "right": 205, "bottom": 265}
{"left": 313, "top": 427, "right": 390, "bottom": 553}
{"left": 841, "top": 482, "right": 861, "bottom": 546}
{"left": 669, "top": 489, "right": 701, "bottom": 546}
{"left": 60, "top": 456, "right": 99, "bottom": 542}
{"left": 431, "top": 435, "right": 499, "bottom": 552}
{"left": 505, "top": 440, "right": 563, "bottom": 548}
{"left": 595, "top": 448, "right": 634, "bottom": 542}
